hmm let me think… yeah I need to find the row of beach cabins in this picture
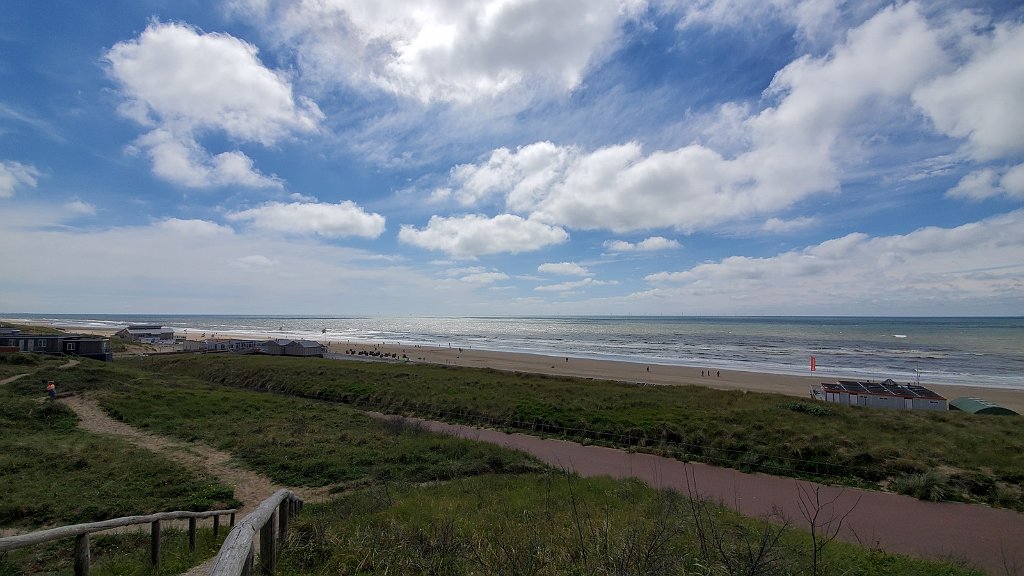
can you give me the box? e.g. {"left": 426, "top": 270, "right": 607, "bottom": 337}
{"left": 114, "top": 325, "right": 326, "bottom": 357}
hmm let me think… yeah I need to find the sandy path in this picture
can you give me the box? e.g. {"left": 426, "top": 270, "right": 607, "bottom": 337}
{"left": 0, "top": 373, "right": 30, "bottom": 385}
{"left": 372, "top": 412, "right": 1024, "bottom": 575}
{"left": 57, "top": 395, "right": 330, "bottom": 576}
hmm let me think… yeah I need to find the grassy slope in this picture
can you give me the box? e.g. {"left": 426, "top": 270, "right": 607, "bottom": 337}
{"left": 279, "top": 474, "right": 981, "bottom": 576}
{"left": 0, "top": 388, "right": 237, "bottom": 528}
{"left": 129, "top": 354, "right": 1024, "bottom": 509}
{"left": 5, "top": 359, "right": 983, "bottom": 575}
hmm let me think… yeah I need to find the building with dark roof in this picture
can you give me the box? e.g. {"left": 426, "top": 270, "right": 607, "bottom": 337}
{"left": 811, "top": 379, "right": 948, "bottom": 411}
{"left": 0, "top": 333, "right": 112, "bottom": 361}
{"left": 261, "top": 339, "right": 325, "bottom": 357}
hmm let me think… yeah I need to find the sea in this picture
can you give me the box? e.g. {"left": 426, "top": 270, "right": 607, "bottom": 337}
{"left": 4, "top": 314, "right": 1022, "bottom": 390}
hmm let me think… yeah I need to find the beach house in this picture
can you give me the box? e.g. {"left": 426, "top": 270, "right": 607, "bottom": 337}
{"left": 261, "top": 339, "right": 325, "bottom": 357}
{"left": 115, "top": 324, "right": 175, "bottom": 342}
{"left": 0, "top": 330, "right": 112, "bottom": 361}
{"left": 811, "top": 379, "right": 948, "bottom": 411}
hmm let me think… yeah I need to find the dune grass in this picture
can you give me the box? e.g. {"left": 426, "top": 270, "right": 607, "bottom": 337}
{"left": 277, "top": 474, "right": 982, "bottom": 576}
{"left": 0, "top": 387, "right": 237, "bottom": 529}
{"left": 126, "top": 354, "right": 1024, "bottom": 509}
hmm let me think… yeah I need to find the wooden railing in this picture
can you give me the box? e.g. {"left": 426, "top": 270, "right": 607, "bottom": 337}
{"left": 0, "top": 508, "right": 236, "bottom": 576}
{"left": 207, "top": 489, "right": 302, "bottom": 576}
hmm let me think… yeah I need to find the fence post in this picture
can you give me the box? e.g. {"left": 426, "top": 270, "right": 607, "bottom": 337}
{"left": 278, "top": 500, "right": 289, "bottom": 542}
{"left": 150, "top": 520, "right": 161, "bottom": 567}
{"left": 260, "top": 510, "right": 277, "bottom": 574}
{"left": 230, "top": 512, "right": 236, "bottom": 527}
{"left": 214, "top": 514, "right": 221, "bottom": 538}
{"left": 188, "top": 517, "right": 197, "bottom": 552}
{"left": 74, "top": 533, "right": 90, "bottom": 576}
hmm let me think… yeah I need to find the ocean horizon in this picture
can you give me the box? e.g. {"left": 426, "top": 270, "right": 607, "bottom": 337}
{"left": 4, "top": 313, "right": 1023, "bottom": 390}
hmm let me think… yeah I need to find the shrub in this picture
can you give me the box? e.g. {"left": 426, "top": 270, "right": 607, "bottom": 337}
{"left": 891, "top": 470, "right": 954, "bottom": 502}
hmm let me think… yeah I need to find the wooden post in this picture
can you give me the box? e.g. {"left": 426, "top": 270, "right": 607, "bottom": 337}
{"left": 243, "top": 541, "right": 254, "bottom": 576}
{"left": 188, "top": 517, "right": 197, "bottom": 552}
{"left": 259, "top": 511, "right": 277, "bottom": 574}
{"left": 150, "top": 520, "right": 161, "bottom": 567}
{"left": 230, "top": 512, "right": 236, "bottom": 527}
{"left": 74, "top": 533, "right": 90, "bottom": 576}
{"left": 214, "top": 514, "right": 221, "bottom": 538}
{"left": 278, "top": 500, "right": 289, "bottom": 542}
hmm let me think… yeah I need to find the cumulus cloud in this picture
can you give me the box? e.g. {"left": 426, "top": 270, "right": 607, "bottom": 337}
{"left": 226, "top": 201, "right": 385, "bottom": 239}
{"left": 445, "top": 4, "right": 947, "bottom": 233}
{"left": 229, "top": 0, "right": 646, "bottom": 104}
{"left": 64, "top": 200, "right": 96, "bottom": 215}
{"left": 538, "top": 262, "right": 590, "bottom": 276}
{"left": 604, "top": 236, "right": 682, "bottom": 252}
{"left": 461, "top": 271, "right": 510, "bottom": 284}
{"left": 665, "top": 0, "right": 872, "bottom": 44}
{"left": 0, "top": 160, "right": 40, "bottom": 198}
{"left": 398, "top": 213, "right": 568, "bottom": 257}
{"left": 946, "top": 164, "right": 1024, "bottom": 201}
{"left": 643, "top": 210, "right": 1024, "bottom": 313}
{"left": 157, "top": 218, "right": 235, "bottom": 237}
{"left": 914, "top": 21, "right": 1024, "bottom": 161}
{"left": 105, "top": 21, "right": 321, "bottom": 187}
{"left": 762, "top": 216, "right": 817, "bottom": 233}
{"left": 235, "top": 254, "right": 280, "bottom": 269}
{"left": 535, "top": 277, "right": 617, "bottom": 293}
{"left": 130, "top": 130, "right": 281, "bottom": 189}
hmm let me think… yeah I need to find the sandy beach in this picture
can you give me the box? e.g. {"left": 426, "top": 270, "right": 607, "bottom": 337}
{"left": 16, "top": 320, "right": 1023, "bottom": 414}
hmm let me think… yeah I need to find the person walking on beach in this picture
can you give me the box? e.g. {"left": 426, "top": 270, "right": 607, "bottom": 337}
{"left": 46, "top": 381, "right": 56, "bottom": 400}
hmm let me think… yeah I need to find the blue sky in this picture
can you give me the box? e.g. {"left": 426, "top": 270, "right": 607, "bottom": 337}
{"left": 2, "top": 0, "right": 1022, "bottom": 316}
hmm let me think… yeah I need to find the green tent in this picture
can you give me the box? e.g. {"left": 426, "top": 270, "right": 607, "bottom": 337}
{"left": 950, "top": 397, "right": 1018, "bottom": 416}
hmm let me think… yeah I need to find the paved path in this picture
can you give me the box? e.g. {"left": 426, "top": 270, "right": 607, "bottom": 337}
{"left": 372, "top": 412, "right": 1023, "bottom": 575}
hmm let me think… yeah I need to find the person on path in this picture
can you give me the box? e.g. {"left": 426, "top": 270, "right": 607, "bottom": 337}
{"left": 46, "top": 381, "right": 56, "bottom": 400}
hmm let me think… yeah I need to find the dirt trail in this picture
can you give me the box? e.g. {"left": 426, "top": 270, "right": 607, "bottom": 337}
{"left": 57, "top": 395, "right": 330, "bottom": 576}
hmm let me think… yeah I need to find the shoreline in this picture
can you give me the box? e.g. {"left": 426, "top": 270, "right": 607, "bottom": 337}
{"left": 9, "top": 319, "right": 1024, "bottom": 413}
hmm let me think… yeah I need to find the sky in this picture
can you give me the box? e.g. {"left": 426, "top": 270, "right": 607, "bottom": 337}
{"left": 1, "top": 0, "right": 1023, "bottom": 316}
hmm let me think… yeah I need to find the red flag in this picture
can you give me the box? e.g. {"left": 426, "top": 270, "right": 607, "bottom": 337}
{"left": 810, "top": 355, "right": 816, "bottom": 372}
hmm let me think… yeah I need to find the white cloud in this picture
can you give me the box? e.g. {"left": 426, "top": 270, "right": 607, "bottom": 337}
{"left": 538, "top": 262, "right": 590, "bottom": 276}
{"left": 131, "top": 130, "right": 282, "bottom": 189}
{"left": 947, "top": 164, "right": 1024, "bottom": 201}
{"left": 665, "top": 0, "right": 867, "bottom": 44}
{"left": 461, "top": 271, "right": 510, "bottom": 284}
{"left": 604, "top": 236, "right": 682, "bottom": 252}
{"left": 0, "top": 160, "right": 40, "bottom": 198}
{"left": 914, "top": 21, "right": 1024, "bottom": 161}
{"left": 235, "top": 254, "right": 280, "bottom": 269}
{"left": 643, "top": 210, "right": 1024, "bottom": 313}
{"left": 398, "top": 213, "right": 568, "bottom": 257}
{"left": 1002, "top": 163, "right": 1024, "bottom": 197}
{"left": 762, "top": 216, "right": 817, "bottom": 233}
{"left": 226, "top": 201, "right": 386, "bottom": 239}
{"left": 157, "top": 218, "right": 235, "bottom": 237}
{"left": 229, "top": 0, "right": 646, "bottom": 104}
{"left": 64, "top": 200, "right": 96, "bottom": 215}
{"left": 535, "top": 277, "right": 616, "bottom": 293}
{"left": 105, "top": 21, "right": 321, "bottom": 187}
{"left": 446, "top": 4, "right": 947, "bottom": 233}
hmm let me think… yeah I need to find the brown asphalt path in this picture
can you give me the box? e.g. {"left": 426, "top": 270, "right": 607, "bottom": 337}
{"left": 372, "top": 413, "right": 1024, "bottom": 575}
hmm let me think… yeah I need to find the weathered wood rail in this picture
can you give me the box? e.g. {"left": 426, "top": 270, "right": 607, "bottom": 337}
{"left": 207, "top": 489, "right": 303, "bottom": 576}
{"left": 0, "top": 508, "right": 236, "bottom": 576}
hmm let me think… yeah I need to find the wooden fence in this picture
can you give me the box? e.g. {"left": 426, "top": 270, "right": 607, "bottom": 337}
{"left": 207, "top": 489, "right": 302, "bottom": 576}
{"left": 0, "top": 508, "right": 236, "bottom": 576}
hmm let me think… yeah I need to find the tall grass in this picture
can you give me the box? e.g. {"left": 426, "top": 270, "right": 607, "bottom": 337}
{"left": 277, "top": 474, "right": 982, "bottom": 576}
